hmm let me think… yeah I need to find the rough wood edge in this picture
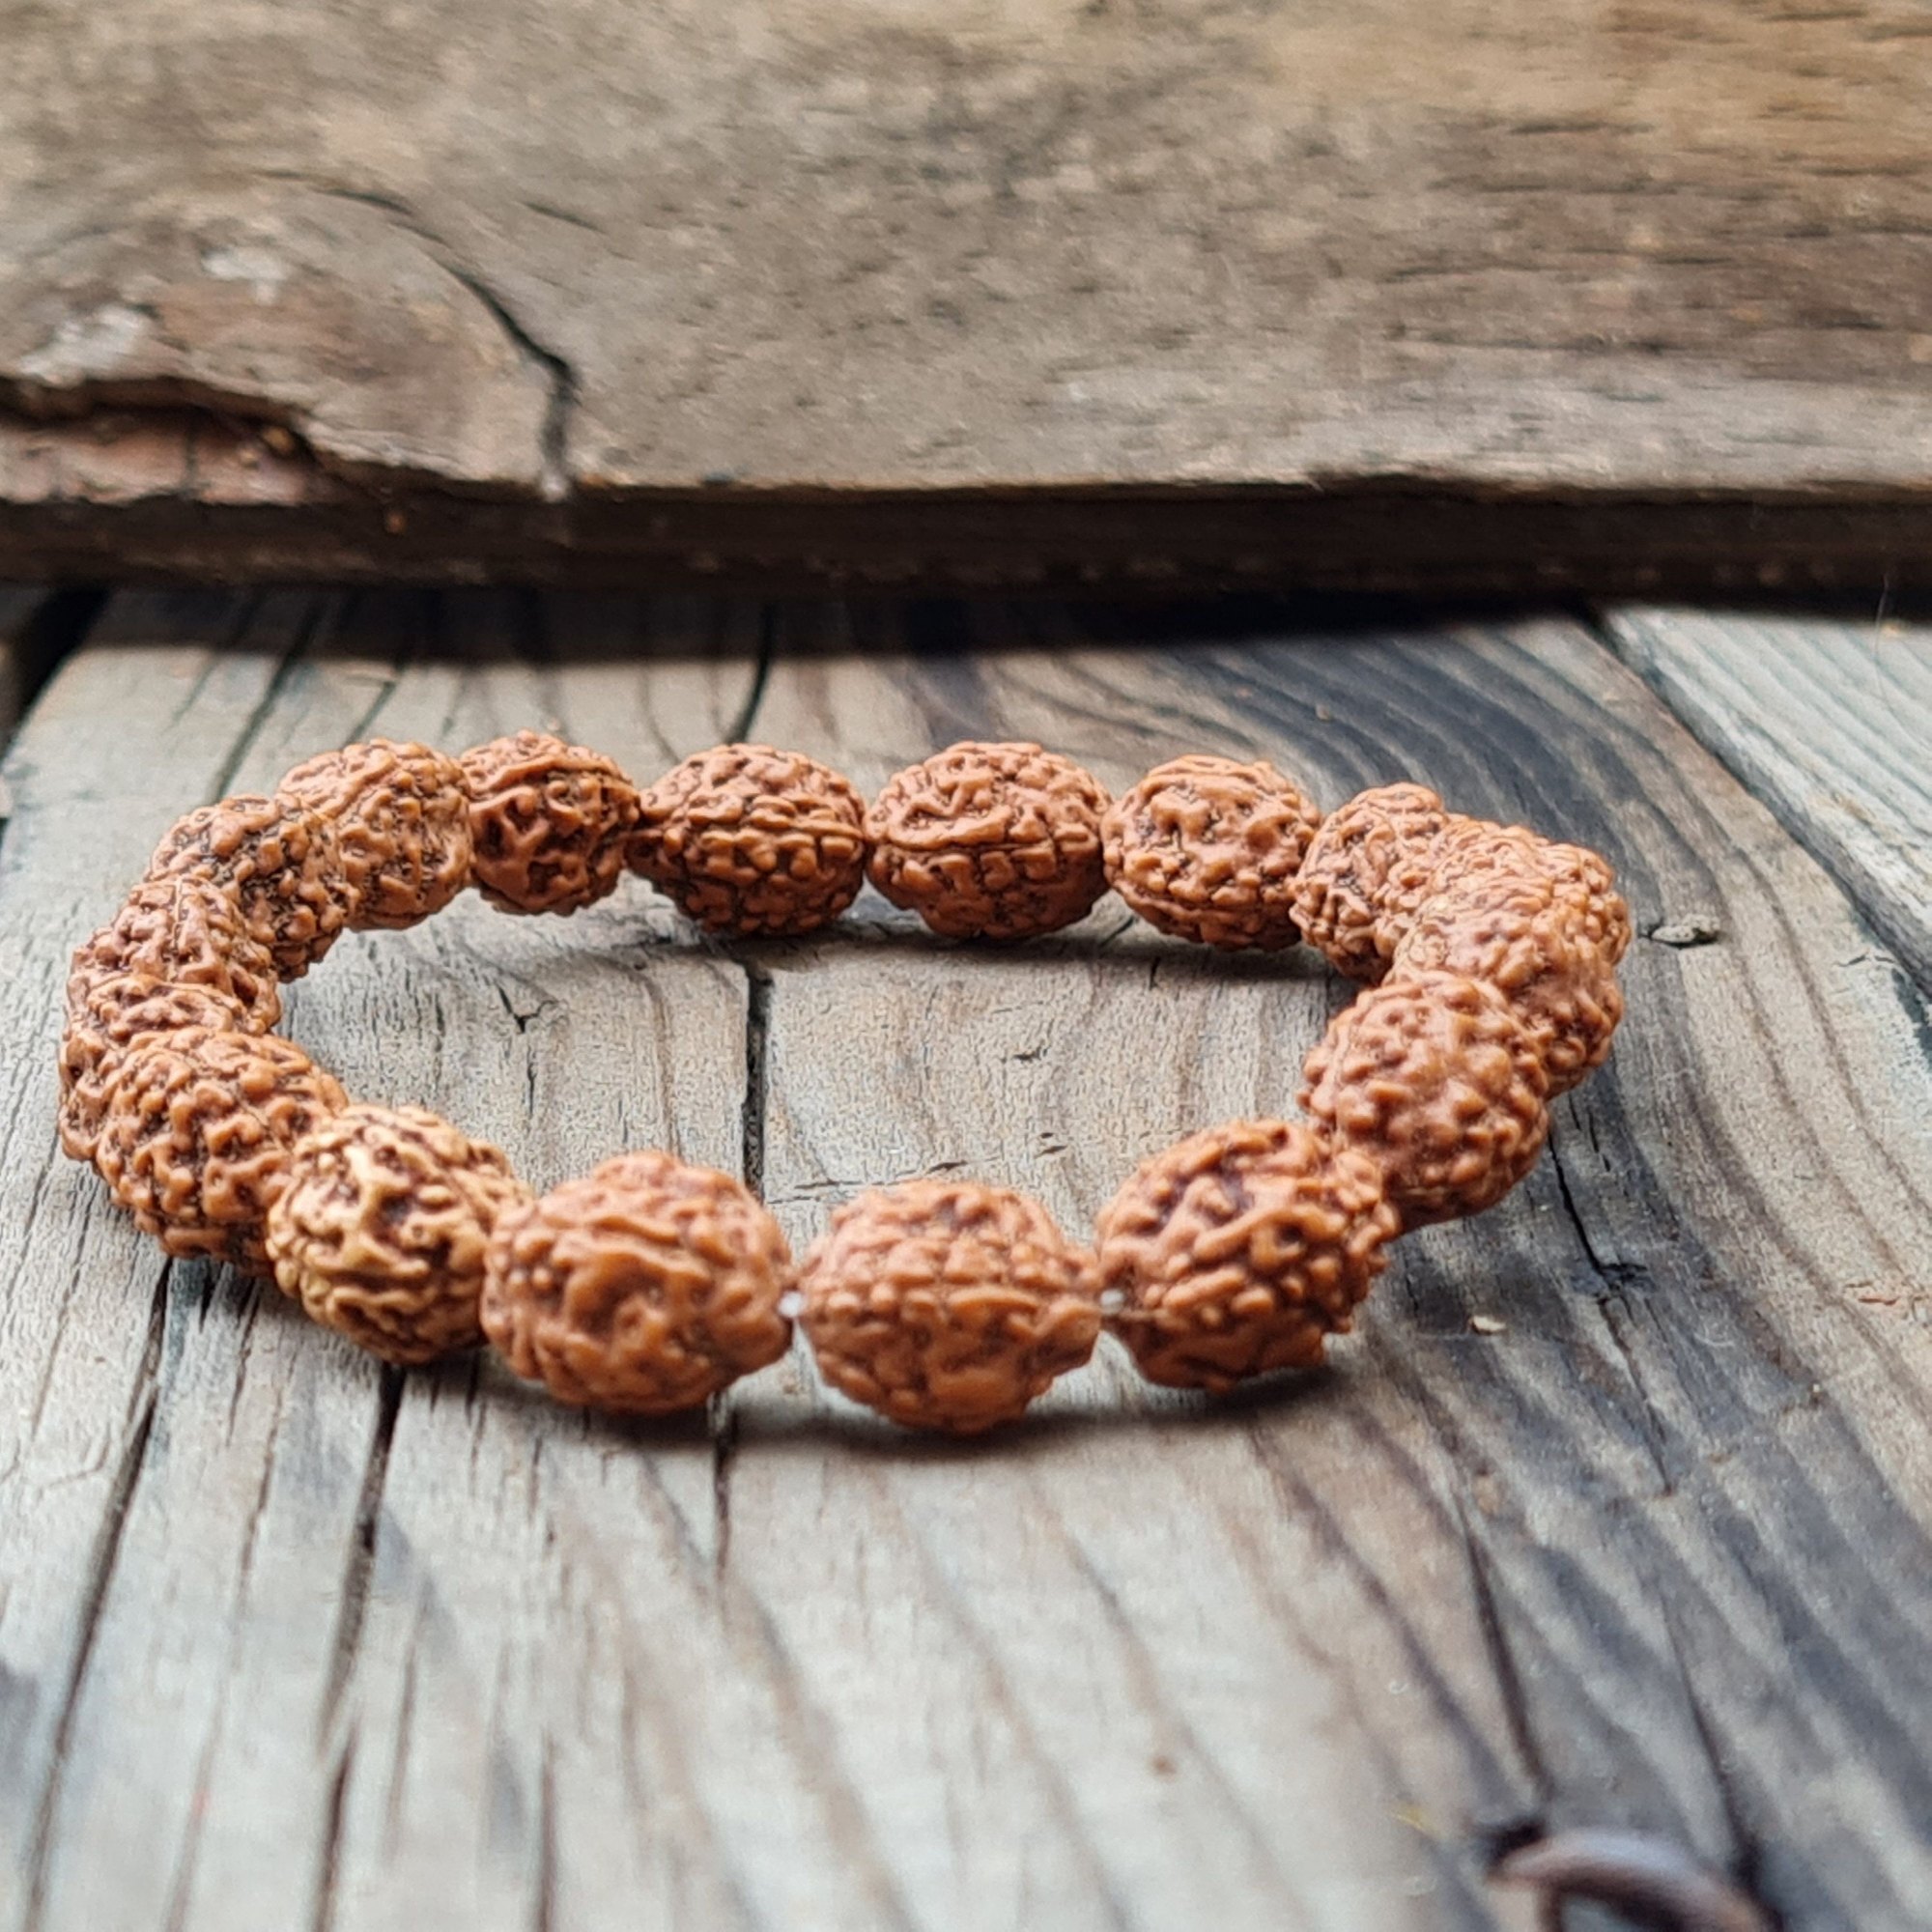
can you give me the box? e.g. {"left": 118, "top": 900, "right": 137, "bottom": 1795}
{"left": 6, "top": 414, "right": 1932, "bottom": 596}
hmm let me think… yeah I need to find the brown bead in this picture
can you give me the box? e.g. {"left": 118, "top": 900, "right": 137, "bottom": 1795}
{"left": 459, "top": 730, "right": 641, "bottom": 916}
{"left": 58, "top": 973, "right": 258, "bottom": 1164}
{"left": 632, "top": 744, "right": 868, "bottom": 936}
{"left": 1395, "top": 871, "right": 1624, "bottom": 1095}
{"left": 867, "top": 742, "right": 1111, "bottom": 940}
{"left": 69, "top": 873, "right": 283, "bottom": 1031}
{"left": 267, "top": 1103, "right": 530, "bottom": 1365}
{"left": 280, "top": 738, "right": 472, "bottom": 929}
{"left": 147, "top": 792, "right": 350, "bottom": 979}
{"left": 1300, "top": 971, "right": 1551, "bottom": 1227}
{"left": 1435, "top": 817, "right": 1633, "bottom": 966}
{"left": 1291, "top": 782, "right": 1450, "bottom": 981}
{"left": 800, "top": 1179, "right": 1100, "bottom": 1433}
{"left": 481, "top": 1151, "right": 793, "bottom": 1412}
{"left": 1094, "top": 1119, "right": 1399, "bottom": 1391}
{"left": 93, "top": 1027, "right": 348, "bottom": 1273}
{"left": 1103, "top": 754, "right": 1322, "bottom": 950}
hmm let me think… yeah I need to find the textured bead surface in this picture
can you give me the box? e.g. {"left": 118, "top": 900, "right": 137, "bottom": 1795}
{"left": 1095, "top": 1119, "right": 1399, "bottom": 1391}
{"left": 632, "top": 744, "right": 867, "bottom": 936}
{"left": 459, "top": 730, "right": 641, "bottom": 916}
{"left": 267, "top": 1103, "right": 529, "bottom": 1365}
{"left": 1396, "top": 871, "right": 1624, "bottom": 1094}
{"left": 68, "top": 873, "right": 283, "bottom": 1031}
{"left": 94, "top": 1027, "right": 348, "bottom": 1272}
{"left": 1290, "top": 782, "right": 1450, "bottom": 981}
{"left": 1103, "top": 754, "right": 1322, "bottom": 950}
{"left": 59, "top": 974, "right": 257, "bottom": 1163}
{"left": 1300, "top": 970, "right": 1551, "bottom": 1226}
{"left": 800, "top": 1179, "right": 1100, "bottom": 1433}
{"left": 148, "top": 792, "right": 350, "bottom": 979}
{"left": 867, "top": 742, "right": 1111, "bottom": 940}
{"left": 1435, "top": 817, "right": 1634, "bottom": 966}
{"left": 481, "top": 1151, "right": 793, "bottom": 1412}
{"left": 281, "top": 738, "right": 472, "bottom": 929}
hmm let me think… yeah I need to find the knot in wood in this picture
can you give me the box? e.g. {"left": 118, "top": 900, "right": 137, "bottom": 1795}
{"left": 632, "top": 743, "right": 868, "bottom": 936}
{"left": 68, "top": 872, "right": 283, "bottom": 1031}
{"left": 1290, "top": 782, "right": 1450, "bottom": 981}
{"left": 481, "top": 1151, "right": 794, "bottom": 1413}
{"left": 459, "top": 730, "right": 641, "bottom": 916}
{"left": 1094, "top": 1118, "right": 1399, "bottom": 1391}
{"left": 93, "top": 1026, "right": 348, "bottom": 1272}
{"left": 147, "top": 791, "right": 350, "bottom": 979}
{"left": 58, "top": 973, "right": 256, "bottom": 1164}
{"left": 1300, "top": 970, "right": 1550, "bottom": 1228}
{"left": 867, "top": 741, "right": 1111, "bottom": 940}
{"left": 280, "top": 737, "right": 473, "bottom": 929}
{"left": 1396, "top": 869, "right": 1625, "bottom": 1095}
{"left": 799, "top": 1179, "right": 1101, "bottom": 1433}
{"left": 1103, "top": 754, "right": 1322, "bottom": 950}
{"left": 267, "top": 1102, "right": 529, "bottom": 1365}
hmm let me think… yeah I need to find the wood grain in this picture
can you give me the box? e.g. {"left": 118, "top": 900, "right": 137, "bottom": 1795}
{"left": 1, "top": 595, "right": 1929, "bottom": 1930}
{"left": 1602, "top": 606, "right": 1932, "bottom": 993}
{"left": 0, "top": 591, "right": 767, "bottom": 1931}
{"left": 726, "top": 605, "right": 1932, "bottom": 1930}
{"left": 3, "top": 1, "right": 1932, "bottom": 589}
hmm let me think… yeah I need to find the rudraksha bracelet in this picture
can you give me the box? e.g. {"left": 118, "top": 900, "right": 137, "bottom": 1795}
{"left": 58, "top": 735, "right": 1628, "bottom": 1435}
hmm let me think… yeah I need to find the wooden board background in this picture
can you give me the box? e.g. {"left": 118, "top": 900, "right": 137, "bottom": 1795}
{"left": 0, "top": 590, "right": 1927, "bottom": 1929}
{"left": 3, "top": 1, "right": 1932, "bottom": 591}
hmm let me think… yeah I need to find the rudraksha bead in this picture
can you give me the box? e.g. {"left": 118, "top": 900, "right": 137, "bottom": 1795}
{"left": 58, "top": 973, "right": 257, "bottom": 1163}
{"left": 459, "top": 730, "right": 641, "bottom": 917}
{"left": 799, "top": 1179, "right": 1101, "bottom": 1433}
{"left": 147, "top": 792, "right": 350, "bottom": 979}
{"left": 1395, "top": 872, "right": 1624, "bottom": 1095}
{"left": 481, "top": 1151, "right": 793, "bottom": 1412}
{"left": 1094, "top": 1119, "right": 1399, "bottom": 1391}
{"left": 280, "top": 738, "right": 472, "bottom": 929}
{"left": 267, "top": 1102, "right": 529, "bottom": 1365}
{"left": 68, "top": 873, "right": 283, "bottom": 1030}
{"left": 1300, "top": 970, "right": 1550, "bottom": 1227}
{"left": 1435, "top": 817, "right": 1634, "bottom": 966}
{"left": 867, "top": 742, "right": 1111, "bottom": 941}
{"left": 93, "top": 1027, "right": 348, "bottom": 1272}
{"left": 1103, "top": 754, "right": 1323, "bottom": 950}
{"left": 1290, "top": 782, "right": 1452, "bottom": 981}
{"left": 631, "top": 744, "right": 868, "bottom": 937}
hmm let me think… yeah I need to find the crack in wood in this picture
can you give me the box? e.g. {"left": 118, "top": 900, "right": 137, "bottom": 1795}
{"left": 298, "top": 184, "right": 578, "bottom": 500}
{"left": 19, "top": 1263, "right": 168, "bottom": 1932}
{"left": 319, "top": 1369, "right": 404, "bottom": 1745}
{"left": 1452, "top": 1495, "right": 1553, "bottom": 1811}
{"left": 1668, "top": 1626, "right": 1782, "bottom": 1926}
{"left": 307, "top": 1729, "right": 356, "bottom": 1932}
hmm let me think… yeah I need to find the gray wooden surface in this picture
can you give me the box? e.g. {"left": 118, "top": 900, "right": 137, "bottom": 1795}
{"left": 1605, "top": 608, "right": 1932, "bottom": 994}
{"left": 0, "top": 593, "right": 1927, "bottom": 1931}
{"left": 3, "top": 1, "right": 1932, "bottom": 591}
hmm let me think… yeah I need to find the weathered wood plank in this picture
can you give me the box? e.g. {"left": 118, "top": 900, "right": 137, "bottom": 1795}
{"left": 1602, "top": 607, "right": 1932, "bottom": 992}
{"left": 730, "top": 603, "right": 1932, "bottom": 1930}
{"left": 4, "top": 2, "right": 1932, "bottom": 590}
{"left": 3, "top": 595, "right": 1929, "bottom": 1932}
{"left": 0, "top": 591, "right": 779, "bottom": 1932}
{"left": 0, "top": 590, "right": 340, "bottom": 1923}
